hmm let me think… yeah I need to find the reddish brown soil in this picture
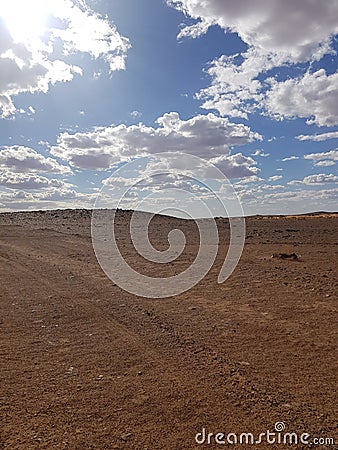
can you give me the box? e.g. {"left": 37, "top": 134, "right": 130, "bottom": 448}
{"left": 0, "top": 210, "right": 337, "bottom": 449}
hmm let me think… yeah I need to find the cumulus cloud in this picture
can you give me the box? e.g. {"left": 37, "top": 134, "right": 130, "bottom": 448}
{"left": 39, "top": 188, "right": 94, "bottom": 203}
{"left": 234, "top": 175, "right": 263, "bottom": 185}
{"left": 99, "top": 159, "right": 257, "bottom": 217}
{"left": 0, "top": 171, "right": 71, "bottom": 189}
{"left": 304, "top": 150, "right": 338, "bottom": 167}
{"left": 105, "top": 173, "right": 212, "bottom": 197}
{"left": 238, "top": 183, "right": 338, "bottom": 215}
{"left": 199, "top": 59, "right": 338, "bottom": 125}
{"left": 196, "top": 49, "right": 282, "bottom": 119}
{"left": 265, "top": 70, "right": 338, "bottom": 127}
{"left": 289, "top": 173, "right": 338, "bottom": 185}
{"left": 234, "top": 173, "right": 333, "bottom": 213}
{"left": 0, "top": 1, "right": 130, "bottom": 116}
{"left": 304, "top": 149, "right": 338, "bottom": 162}
{"left": 0, "top": 145, "right": 71, "bottom": 174}
{"left": 51, "top": 112, "right": 262, "bottom": 172}
{"left": 0, "top": 188, "right": 95, "bottom": 211}
{"left": 169, "top": 0, "right": 338, "bottom": 61}
{"left": 296, "top": 131, "right": 338, "bottom": 142}
{"left": 138, "top": 152, "right": 259, "bottom": 183}
{"left": 169, "top": 0, "right": 338, "bottom": 124}
{"left": 209, "top": 154, "right": 258, "bottom": 179}
{"left": 261, "top": 188, "right": 338, "bottom": 202}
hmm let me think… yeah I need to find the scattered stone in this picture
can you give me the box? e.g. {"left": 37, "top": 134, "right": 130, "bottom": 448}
{"left": 121, "top": 432, "right": 133, "bottom": 441}
{"left": 271, "top": 252, "right": 299, "bottom": 260}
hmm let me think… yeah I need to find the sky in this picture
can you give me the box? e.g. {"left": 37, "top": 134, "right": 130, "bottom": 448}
{"left": 0, "top": 0, "right": 337, "bottom": 216}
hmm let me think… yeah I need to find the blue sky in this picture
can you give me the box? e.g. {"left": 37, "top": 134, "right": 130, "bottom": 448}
{"left": 0, "top": 0, "right": 337, "bottom": 216}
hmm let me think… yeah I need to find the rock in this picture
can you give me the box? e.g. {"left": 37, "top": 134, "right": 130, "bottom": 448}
{"left": 271, "top": 252, "right": 299, "bottom": 260}
{"left": 121, "top": 432, "right": 133, "bottom": 441}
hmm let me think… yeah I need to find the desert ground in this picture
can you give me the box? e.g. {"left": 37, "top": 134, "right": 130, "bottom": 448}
{"left": 0, "top": 210, "right": 337, "bottom": 449}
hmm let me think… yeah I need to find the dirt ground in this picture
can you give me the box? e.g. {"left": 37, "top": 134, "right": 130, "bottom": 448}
{"left": 0, "top": 210, "right": 337, "bottom": 449}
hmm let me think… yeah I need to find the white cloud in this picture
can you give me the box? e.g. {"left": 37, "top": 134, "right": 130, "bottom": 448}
{"left": 296, "top": 131, "right": 338, "bottom": 142}
{"left": 138, "top": 153, "right": 259, "bottom": 186}
{"left": 0, "top": 171, "right": 71, "bottom": 189}
{"left": 304, "top": 150, "right": 338, "bottom": 168}
{"left": 304, "top": 149, "right": 338, "bottom": 162}
{"left": 313, "top": 160, "right": 336, "bottom": 167}
{"left": 51, "top": 112, "right": 262, "bottom": 172}
{"left": 138, "top": 152, "right": 259, "bottom": 182}
{"left": 196, "top": 48, "right": 282, "bottom": 119}
{"left": 282, "top": 156, "right": 299, "bottom": 162}
{"left": 235, "top": 179, "right": 285, "bottom": 199}
{"left": 102, "top": 175, "right": 138, "bottom": 187}
{"left": 239, "top": 184, "right": 338, "bottom": 215}
{"left": 0, "top": 1, "right": 130, "bottom": 116}
{"left": 265, "top": 69, "right": 338, "bottom": 127}
{"left": 260, "top": 187, "right": 338, "bottom": 201}
{"left": 199, "top": 60, "right": 338, "bottom": 125}
{"left": 50, "top": 1, "right": 130, "bottom": 71}
{"left": 169, "top": 1, "right": 338, "bottom": 124}
{"left": 0, "top": 187, "right": 95, "bottom": 211}
{"left": 108, "top": 173, "right": 212, "bottom": 195}
{"left": 0, "top": 145, "right": 71, "bottom": 174}
{"left": 232, "top": 174, "right": 335, "bottom": 213}
{"left": 234, "top": 175, "right": 263, "bottom": 185}
{"left": 209, "top": 154, "right": 258, "bottom": 179}
{"left": 39, "top": 188, "right": 92, "bottom": 202}
{"left": 252, "top": 149, "right": 270, "bottom": 157}
{"left": 268, "top": 175, "right": 282, "bottom": 181}
{"left": 169, "top": 0, "right": 338, "bottom": 60}
{"left": 289, "top": 173, "right": 338, "bottom": 185}
{"left": 177, "top": 19, "right": 210, "bottom": 40}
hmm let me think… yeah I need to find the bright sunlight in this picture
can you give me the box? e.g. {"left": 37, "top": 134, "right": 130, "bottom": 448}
{"left": 1, "top": 0, "right": 51, "bottom": 42}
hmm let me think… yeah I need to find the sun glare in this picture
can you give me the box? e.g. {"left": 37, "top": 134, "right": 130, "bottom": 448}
{"left": 1, "top": 0, "right": 51, "bottom": 42}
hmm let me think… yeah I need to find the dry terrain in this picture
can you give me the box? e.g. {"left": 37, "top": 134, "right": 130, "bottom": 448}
{"left": 0, "top": 210, "right": 337, "bottom": 449}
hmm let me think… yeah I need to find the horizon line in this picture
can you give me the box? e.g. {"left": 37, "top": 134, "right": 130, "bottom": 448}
{"left": 1, "top": 207, "right": 337, "bottom": 220}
